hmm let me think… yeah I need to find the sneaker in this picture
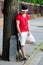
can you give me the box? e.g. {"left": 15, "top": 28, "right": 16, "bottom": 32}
{"left": 23, "top": 57, "right": 27, "bottom": 60}
{"left": 20, "top": 57, "right": 27, "bottom": 61}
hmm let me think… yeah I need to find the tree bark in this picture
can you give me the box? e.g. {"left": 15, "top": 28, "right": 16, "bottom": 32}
{"left": 2, "top": 0, "right": 19, "bottom": 60}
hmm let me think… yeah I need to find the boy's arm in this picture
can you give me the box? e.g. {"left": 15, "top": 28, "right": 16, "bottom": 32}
{"left": 16, "top": 20, "right": 21, "bottom": 35}
{"left": 27, "top": 20, "right": 31, "bottom": 36}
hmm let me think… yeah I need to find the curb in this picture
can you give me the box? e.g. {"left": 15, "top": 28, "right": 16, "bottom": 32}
{"left": 24, "top": 42, "right": 43, "bottom": 65}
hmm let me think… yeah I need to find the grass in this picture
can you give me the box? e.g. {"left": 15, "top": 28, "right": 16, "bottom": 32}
{"left": 33, "top": 42, "right": 43, "bottom": 52}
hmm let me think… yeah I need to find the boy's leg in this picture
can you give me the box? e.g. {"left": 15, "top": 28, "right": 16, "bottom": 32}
{"left": 26, "top": 33, "right": 36, "bottom": 44}
{"left": 20, "top": 32, "right": 28, "bottom": 59}
{"left": 21, "top": 46, "right": 25, "bottom": 57}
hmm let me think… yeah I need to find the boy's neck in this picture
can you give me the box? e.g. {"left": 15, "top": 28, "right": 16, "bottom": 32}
{"left": 22, "top": 14, "right": 26, "bottom": 18}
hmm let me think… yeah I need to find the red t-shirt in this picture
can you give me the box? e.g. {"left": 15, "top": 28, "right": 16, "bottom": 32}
{"left": 16, "top": 13, "right": 30, "bottom": 32}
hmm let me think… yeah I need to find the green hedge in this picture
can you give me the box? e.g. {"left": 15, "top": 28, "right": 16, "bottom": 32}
{"left": 20, "top": 0, "right": 43, "bottom": 5}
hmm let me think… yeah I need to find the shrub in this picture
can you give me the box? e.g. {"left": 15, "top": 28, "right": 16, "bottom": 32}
{"left": 20, "top": 0, "right": 43, "bottom": 5}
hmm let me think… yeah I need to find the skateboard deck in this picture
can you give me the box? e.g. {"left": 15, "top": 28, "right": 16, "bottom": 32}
{"left": 9, "top": 35, "right": 17, "bottom": 61}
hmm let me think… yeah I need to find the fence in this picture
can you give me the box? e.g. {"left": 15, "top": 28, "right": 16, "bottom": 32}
{"left": 19, "top": 2, "right": 43, "bottom": 16}
{"left": 0, "top": 1, "right": 43, "bottom": 16}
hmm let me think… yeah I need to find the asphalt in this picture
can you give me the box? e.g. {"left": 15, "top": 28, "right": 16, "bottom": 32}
{"left": 0, "top": 17, "right": 43, "bottom": 65}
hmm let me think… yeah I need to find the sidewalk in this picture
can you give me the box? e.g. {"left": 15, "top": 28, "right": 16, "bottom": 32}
{"left": 25, "top": 50, "right": 43, "bottom": 65}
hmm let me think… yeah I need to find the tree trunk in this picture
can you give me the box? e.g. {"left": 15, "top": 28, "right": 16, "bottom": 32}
{"left": 2, "top": 0, "right": 19, "bottom": 61}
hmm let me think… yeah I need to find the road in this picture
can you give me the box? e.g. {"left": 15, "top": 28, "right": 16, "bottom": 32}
{"left": 25, "top": 17, "right": 43, "bottom": 55}
{"left": 0, "top": 17, "right": 43, "bottom": 65}
{"left": 0, "top": 17, "right": 3, "bottom": 55}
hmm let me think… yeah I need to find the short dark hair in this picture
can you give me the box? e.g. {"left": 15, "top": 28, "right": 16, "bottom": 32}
{"left": 21, "top": 5, "right": 28, "bottom": 10}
